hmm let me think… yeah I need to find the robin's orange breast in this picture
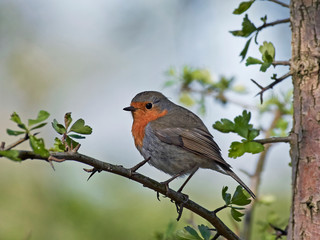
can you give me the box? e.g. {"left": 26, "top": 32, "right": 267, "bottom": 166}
{"left": 131, "top": 102, "right": 167, "bottom": 149}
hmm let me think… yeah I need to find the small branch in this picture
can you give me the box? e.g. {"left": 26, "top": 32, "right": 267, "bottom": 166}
{"left": 252, "top": 71, "right": 292, "bottom": 104}
{"left": 256, "top": 18, "right": 290, "bottom": 32}
{"left": 254, "top": 136, "right": 291, "bottom": 144}
{"left": 272, "top": 61, "right": 290, "bottom": 66}
{"left": 4, "top": 134, "right": 30, "bottom": 150}
{"left": 4, "top": 150, "right": 241, "bottom": 240}
{"left": 213, "top": 205, "right": 228, "bottom": 214}
{"left": 267, "top": 0, "right": 290, "bottom": 8}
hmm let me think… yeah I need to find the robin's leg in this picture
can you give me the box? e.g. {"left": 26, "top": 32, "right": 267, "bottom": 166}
{"left": 177, "top": 167, "right": 199, "bottom": 193}
{"left": 161, "top": 166, "right": 198, "bottom": 193}
{"left": 129, "top": 157, "right": 151, "bottom": 176}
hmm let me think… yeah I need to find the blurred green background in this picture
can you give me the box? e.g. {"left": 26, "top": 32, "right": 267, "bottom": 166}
{"left": 0, "top": 0, "right": 291, "bottom": 239}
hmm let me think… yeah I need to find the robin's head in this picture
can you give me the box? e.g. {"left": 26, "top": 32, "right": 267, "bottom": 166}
{"left": 123, "top": 91, "right": 172, "bottom": 120}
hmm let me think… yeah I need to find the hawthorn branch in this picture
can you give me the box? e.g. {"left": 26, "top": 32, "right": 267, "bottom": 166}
{"left": 272, "top": 61, "right": 290, "bottom": 66}
{"left": 251, "top": 71, "right": 292, "bottom": 103}
{"left": 254, "top": 136, "right": 292, "bottom": 144}
{"left": 7, "top": 150, "right": 241, "bottom": 240}
{"left": 256, "top": 18, "right": 290, "bottom": 32}
{"left": 3, "top": 134, "right": 30, "bottom": 150}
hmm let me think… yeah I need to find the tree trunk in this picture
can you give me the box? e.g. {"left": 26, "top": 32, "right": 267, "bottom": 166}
{"left": 289, "top": 0, "right": 320, "bottom": 239}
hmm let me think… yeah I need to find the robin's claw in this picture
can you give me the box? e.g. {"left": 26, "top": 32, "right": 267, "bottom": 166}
{"left": 174, "top": 194, "right": 189, "bottom": 221}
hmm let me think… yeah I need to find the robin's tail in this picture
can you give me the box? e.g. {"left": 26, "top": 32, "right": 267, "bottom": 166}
{"left": 224, "top": 168, "right": 256, "bottom": 199}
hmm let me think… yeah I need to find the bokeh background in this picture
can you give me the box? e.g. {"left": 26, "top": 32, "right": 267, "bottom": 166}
{"left": 0, "top": 0, "right": 291, "bottom": 239}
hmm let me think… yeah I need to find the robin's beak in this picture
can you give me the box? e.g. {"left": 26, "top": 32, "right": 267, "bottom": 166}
{"left": 123, "top": 106, "right": 137, "bottom": 112}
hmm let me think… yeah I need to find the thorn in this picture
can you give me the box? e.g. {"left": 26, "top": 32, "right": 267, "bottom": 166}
{"left": 156, "top": 192, "right": 161, "bottom": 201}
{"left": 73, "top": 143, "right": 81, "bottom": 152}
{"left": 84, "top": 167, "right": 102, "bottom": 181}
{"left": 251, "top": 79, "right": 263, "bottom": 89}
{"left": 47, "top": 157, "right": 55, "bottom": 171}
{"left": 212, "top": 233, "right": 221, "bottom": 240}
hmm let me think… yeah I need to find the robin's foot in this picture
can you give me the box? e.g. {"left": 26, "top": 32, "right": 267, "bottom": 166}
{"left": 129, "top": 157, "right": 151, "bottom": 176}
{"left": 174, "top": 194, "right": 189, "bottom": 221}
{"left": 83, "top": 167, "right": 102, "bottom": 181}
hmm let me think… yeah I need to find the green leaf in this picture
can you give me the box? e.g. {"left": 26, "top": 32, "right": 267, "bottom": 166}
{"left": 29, "top": 135, "right": 49, "bottom": 157}
{"left": 30, "top": 123, "right": 47, "bottom": 131}
{"left": 260, "top": 62, "right": 272, "bottom": 72}
{"left": 10, "top": 112, "right": 27, "bottom": 130}
{"left": 68, "top": 134, "right": 86, "bottom": 139}
{"left": 230, "top": 208, "right": 245, "bottom": 222}
{"left": 49, "top": 137, "right": 65, "bottom": 152}
{"left": 258, "top": 41, "right": 275, "bottom": 71}
{"left": 52, "top": 119, "right": 66, "bottom": 135}
{"left": 28, "top": 110, "right": 50, "bottom": 126}
{"left": 246, "top": 56, "right": 263, "bottom": 66}
{"left": 66, "top": 136, "right": 80, "bottom": 149}
{"left": 198, "top": 224, "right": 211, "bottom": 240}
{"left": 259, "top": 41, "right": 275, "bottom": 63}
{"left": 230, "top": 14, "right": 256, "bottom": 37}
{"left": 231, "top": 186, "right": 251, "bottom": 206}
{"left": 247, "top": 129, "right": 260, "bottom": 141}
{"left": 164, "top": 80, "right": 177, "bottom": 87}
{"left": 183, "top": 226, "right": 202, "bottom": 240}
{"left": 243, "top": 141, "right": 264, "bottom": 154}
{"left": 229, "top": 141, "right": 246, "bottom": 158}
{"left": 234, "top": 110, "right": 252, "bottom": 138}
{"left": 6, "top": 129, "right": 25, "bottom": 136}
{"left": 222, "top": 186, "right": 231, "bottom": 205}
{"left": 64, "top": 112, "right": 72, "bottom": 130}
{"left": 10, "top": 112, "right": 23, "bottom": 125}
{"left": 240, "top": 37, "right": 252, "bottom": 61}
{"left": 0, "top": 150, "right": 21, "bottom": 161}
{"left": 179, "top": 93, "right": 195, "bottom": 107}
{"left": 233, "top": 1, "right": 255, "bottom": 15}
{"left": 213, "top": 119, "right": 235, "bottom": 133}
{"left": 69, "top": 119, "right": 92, "bottom": 135}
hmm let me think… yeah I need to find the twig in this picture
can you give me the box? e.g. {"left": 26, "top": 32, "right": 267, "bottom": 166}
{"left": 251, "top": 71, "right": 292, "bottom": 104}
{"left": 256, "top": 18, "right": 290, "bottom": 32}
{"left": 213, "top": 205, "right": 228, "bottom": 214}
{"left": 254, "top": 136, "right": 291, "bottom": 144}
{"left": 267, "top": 0, "right": 290, "bottom": 8}
{"left": 4, "top": 134, "right": 29, "bottom": 150}
{"left": 3, "top": 150, "right": 242, "bottom": 240}
{"left": 272, "top": 61, "right": 290, "bottom": 66}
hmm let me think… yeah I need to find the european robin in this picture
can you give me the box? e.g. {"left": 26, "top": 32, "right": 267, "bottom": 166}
{"left": 124, "top": 91, "right": 255, "bottom": 199}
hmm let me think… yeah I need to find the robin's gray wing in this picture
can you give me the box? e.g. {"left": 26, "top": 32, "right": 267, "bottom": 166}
{"left": 153, "top": 127, "right": 231, "bottom": 168}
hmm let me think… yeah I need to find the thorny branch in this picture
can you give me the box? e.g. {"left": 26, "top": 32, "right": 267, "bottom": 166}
{"left": 1, "top": 133, "right": 30, "bottom": 150}
{"left": 254, "top": 136, "right": 292, "bottom": 144}
{"left": 256, "top": 18, "right": 290, "bottom": 32}
{"left": 272, "top": 61, "right": 290, "bottom": 66}
{"left": 251, "top": 71, "right": 292, "bottom": 103}
{"left": 1, "top": 150, "right": 241, "bottom": 240}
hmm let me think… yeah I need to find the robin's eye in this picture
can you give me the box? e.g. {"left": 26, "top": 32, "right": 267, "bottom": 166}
{"left": 146, "top": 103, "right": 152, "bottom": 109}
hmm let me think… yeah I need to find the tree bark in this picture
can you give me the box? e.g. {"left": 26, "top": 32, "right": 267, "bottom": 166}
{"left": 289, "top": 0, "right": 320, "bottom": 239}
